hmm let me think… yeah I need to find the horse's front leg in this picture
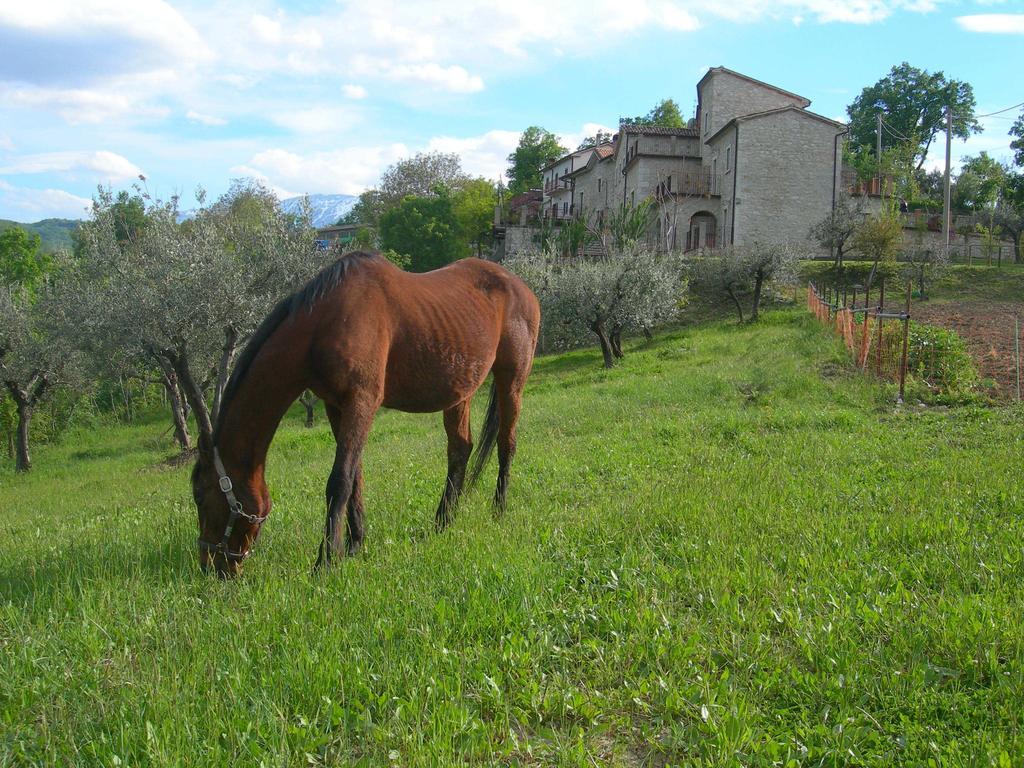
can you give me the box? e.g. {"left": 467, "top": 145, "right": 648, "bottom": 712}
{"left": 436, "top": 399, "right": 473, "bottom": 531}
{"left": 315, "top": 401, "right": 373, "bottom": 572}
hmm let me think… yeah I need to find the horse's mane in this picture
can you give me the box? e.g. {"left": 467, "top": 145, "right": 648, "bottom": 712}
{"left": 213, "top": 250, "right": 379, "bottom": 441}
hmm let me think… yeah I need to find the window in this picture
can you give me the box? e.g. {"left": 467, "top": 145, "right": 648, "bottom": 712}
{"left": 726, "top": 146, "right": 731, "bottom": 172}
{"left": 713, "top": 158, "right": 717, "bottom": 178}
{"left": 598, "top": 178, "right": 602, "bottom": 192}
{"left": 667, "top": 175, "right": 672, "bottom": 192}
{"left": 563, "top": 201, "right": 568, "bottom": 214}
{"left": 704, "top": 110, "right": 710, "bottom": 132}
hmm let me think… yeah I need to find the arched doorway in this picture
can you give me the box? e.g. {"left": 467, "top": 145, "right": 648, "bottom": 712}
{"left": 686, "top": 212, "right": 717, "bottom": 251}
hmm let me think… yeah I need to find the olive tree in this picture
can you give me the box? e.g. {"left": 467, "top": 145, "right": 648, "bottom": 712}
{"left": 508, "top": 245, "right": 687, "bottom": 368}
{"left": 809, "top": 197, "right": 864, "bottom": 270}
{"left": 0, "top": 275, "right": 79, "bottom": 471}
{"left": 69, "top": 180, "right": 325, "bottom": 453}
{"left": 690, "top": 243, "right": 800, "bottom": 323}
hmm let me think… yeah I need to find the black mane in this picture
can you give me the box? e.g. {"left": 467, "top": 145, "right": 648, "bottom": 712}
{"left": 212, "top": 251, "right": 378, "bottom": 441}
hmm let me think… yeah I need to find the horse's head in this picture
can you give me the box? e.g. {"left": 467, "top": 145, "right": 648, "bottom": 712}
{"left": 191, "top": 446, "right": 270, "bottom": 578}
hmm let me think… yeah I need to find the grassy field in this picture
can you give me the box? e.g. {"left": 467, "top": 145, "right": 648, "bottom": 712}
{"left": 2, "top": 308, "right": 1024, "bottom": 766}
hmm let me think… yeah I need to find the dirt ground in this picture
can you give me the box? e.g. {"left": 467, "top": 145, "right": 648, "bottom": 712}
{"left": 912, "top": 301, "right": 1024, "bottom": 401}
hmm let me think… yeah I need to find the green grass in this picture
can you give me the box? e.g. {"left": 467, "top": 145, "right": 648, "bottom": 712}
{"left": 3, "top": 311, "right": 1024, "bottom": 766}
{"left": 801, "top": 260, "right": 1024, "bottom": 305}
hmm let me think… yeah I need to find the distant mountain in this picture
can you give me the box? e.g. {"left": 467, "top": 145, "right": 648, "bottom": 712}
{"left": 176, "top": 193, "right": 359, "bottom": 228}
{"left": 280, "top": 194, "right": 358, "bottom": 228}
{"left": 0, "top": 218, "right": 80, "bottom": 252}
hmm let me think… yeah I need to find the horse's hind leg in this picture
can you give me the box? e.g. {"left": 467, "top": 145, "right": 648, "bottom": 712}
{"left": 435, "top": 398, "right": 473, "bottom": 531}
{"left": 493, "top": 368, "right": 527, "bottom": 514}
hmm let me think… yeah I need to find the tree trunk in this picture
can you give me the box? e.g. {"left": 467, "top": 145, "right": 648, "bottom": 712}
{"left": 166, "top": 350, "right": 214, "bottom": 451}
{"left": 211, "top": 326, "right": 239, "bottom": 426}
{"left": 725, "top": 286, "right": 745, "bottom": 324}
{"left": 610, "top": 323, "right": 624, "bottom": 359}
{"left": 15, "top": 400, "right": 32, "bottom": 473}
{"left": 154, "top": 357, "right": 191, "bottom": 453}
{"left": 642, "top": 325, "right": 653, "bottom": 341}
{"left": 589, "top": 320, "right": 616, "bottom": 368}
{"left": 300, "top": 391, "right": 317, "bottom": 427}
{"left": 750, "top": 272, "right": 765, "bottom": 322}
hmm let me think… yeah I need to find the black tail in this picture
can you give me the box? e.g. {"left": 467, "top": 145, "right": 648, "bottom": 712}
{"left": 466, "top": 380, "right": 499, "bottom": 488}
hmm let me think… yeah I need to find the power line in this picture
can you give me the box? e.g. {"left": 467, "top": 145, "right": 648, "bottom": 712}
{"left": 975, "top": 101, "right": 1024, "bottom": 119}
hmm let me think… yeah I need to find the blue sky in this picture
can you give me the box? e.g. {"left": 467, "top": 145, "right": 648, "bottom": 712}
{"left": 0, "top": 0, "right": 1021, "bottom": 221}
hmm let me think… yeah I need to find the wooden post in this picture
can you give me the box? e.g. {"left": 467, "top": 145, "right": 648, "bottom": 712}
{"left": 898, "top": 280, "right": 911, "bottom": 403}
{"left": 860, "top": 309, "right": 873, "bottom": 369}
{"left": 875, "top": 279, "right": 885, "bottom": 375}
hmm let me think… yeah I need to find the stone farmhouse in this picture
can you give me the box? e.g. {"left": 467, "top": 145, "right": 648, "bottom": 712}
{"left": 496, "top": 67, "right": 849, "bottom": 259}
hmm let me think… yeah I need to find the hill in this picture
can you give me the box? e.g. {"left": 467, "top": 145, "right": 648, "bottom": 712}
{"left": 177, "top": 193, "right": 358, "bottom": 227}
{"left": 3, "top": 309, "right": 1023, "bottom": 764}
{"left": 0, "top": 217, "right": 79, "bottom": 252}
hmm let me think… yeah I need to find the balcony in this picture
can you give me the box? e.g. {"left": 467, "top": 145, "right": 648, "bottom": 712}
{"left": 654, "top": 170, "right": 720, "bottom": 199}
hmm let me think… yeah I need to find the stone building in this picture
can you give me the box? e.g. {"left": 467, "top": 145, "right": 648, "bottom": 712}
{"left": 534, "top": 66, "right": 847, "bottom": 256}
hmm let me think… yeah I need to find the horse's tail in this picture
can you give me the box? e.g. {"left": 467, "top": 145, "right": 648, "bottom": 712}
{"left": 466, "top": 380, "right": 499, "bottom": 488}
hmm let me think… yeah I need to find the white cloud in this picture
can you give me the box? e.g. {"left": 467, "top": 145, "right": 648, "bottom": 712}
{"left": 0, "top": 150, "right": 143, "bottom": 182}
{"left": 232, "top": 144, "right": 411, "bottom": 196}
{"left": 426, "top": 130, "right": 522, "bottom": 180}
{"left": 0, "top": 133, "right": 13, "bottom": 151}
{"left": 269, "top": 106, "right": 363, "bottom": 136}
{"left": 0, "top": 179, "right": 92, "bottom": 220}
{"left": 343, "top": 84, "right": 368, "bottom": 99}
{"left": 0, "top": 1, "right": 211, "bottom": 86}
{"left": 557, "top": 123, "right": 619, "bottom": 154}
{"left": 956, "top": 13, "right": 1024, "bottom": 32}
{"left": 186, "top": 110, "right": 227, "bottom": 126}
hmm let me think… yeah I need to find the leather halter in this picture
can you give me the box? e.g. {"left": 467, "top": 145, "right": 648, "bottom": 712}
{"left": 196, "top": 447, "right": 269, "bottom": 563}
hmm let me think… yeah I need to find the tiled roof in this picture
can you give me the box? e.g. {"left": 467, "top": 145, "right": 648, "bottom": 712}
{"left": 618, "top": 124, "right": 699, "bottom": 137}
{"left": 594, "top": 144, "right": 616, "bottom": 158}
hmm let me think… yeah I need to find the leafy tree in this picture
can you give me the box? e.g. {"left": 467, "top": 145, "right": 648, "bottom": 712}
{"left": 809, "top": 197, "right": 864, "bottom": 269}
{"left": 852, "top": 211, "right": 903, "bottom": 288}
{"left": 506, "top": 127, "right": 566, "bottom": 195}
{"left": 577, "top": 130, "right": 614, "bottom": 150}
{"left": 690, "top": 243, "right": 799, "bottom": 323}
{"left": 0, "top": 227, "right": 51, "bottom": 289}
{"left": 954, "top": 152, "right": 1007, "bottom": 214}
{"left": 847, "top": 62, "right": 980, "bottom": 170}
{"left": 507, "top": 245, "right": 687, "bottom": 368}
{"left": 1011, "top": 109, "right": 1024, "bottom": 168}
{"left": 452, "top": 178, "right": 496, "bottom": 257}
{"left": 379, "top": 193, "right": 462, "bottom": 272}
{"left": 621, "top": 99, "right": 686, "bottom": 129}
{"left": 0, "top": 270, "right": 80, "bottom": 471}
{"left": 379, "top": 152, "right": 468, "bottom": 207}
{"left": 66, "top": 181, "right": 325, "bottom": 453}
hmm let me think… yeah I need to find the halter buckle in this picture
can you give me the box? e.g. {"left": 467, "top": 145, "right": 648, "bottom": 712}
{"left": 218, "top": 475, "right": 233, "bottom": 493}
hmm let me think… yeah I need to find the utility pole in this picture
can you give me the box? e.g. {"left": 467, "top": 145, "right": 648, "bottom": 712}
{"left": 943, "top": 105, "right": 952, "bottom": 257}
{"left": 876, "top": 112, "right": 883, "bottom": 197}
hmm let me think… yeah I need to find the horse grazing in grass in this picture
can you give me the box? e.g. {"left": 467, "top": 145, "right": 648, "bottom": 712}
{"left": 191, "top": 252, "right": 540, "bottom": 577}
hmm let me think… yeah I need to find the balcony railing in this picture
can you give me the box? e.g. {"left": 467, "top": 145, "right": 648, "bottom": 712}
{"left": 655, "top": 170, "right": 720, "bottom": 199}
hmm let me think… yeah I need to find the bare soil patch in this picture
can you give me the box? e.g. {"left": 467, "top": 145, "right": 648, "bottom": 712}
{"left": 912, "top": 301, "right": 1024, "bottom": 401}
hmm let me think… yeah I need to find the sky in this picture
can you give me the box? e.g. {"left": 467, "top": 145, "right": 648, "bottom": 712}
{"left": 0, "top": 0, "right": 1022, "bottom": 221}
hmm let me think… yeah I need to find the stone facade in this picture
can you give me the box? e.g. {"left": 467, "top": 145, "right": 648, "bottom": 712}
{"left": 520, "top": 67, "right": 847, "bottom": 259}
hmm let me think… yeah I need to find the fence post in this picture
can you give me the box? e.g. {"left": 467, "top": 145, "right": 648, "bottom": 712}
{"left": 860, "top": 308, "right": 872, "bottom": 369}
{"left": 875, "top": 279, "right": 885, "bottom": 375}
{"left": 898, "top": 280, "right": 911, "bottom": 403}
{"left": 1016, "top": 314, "right": 1021, "bottom": 403}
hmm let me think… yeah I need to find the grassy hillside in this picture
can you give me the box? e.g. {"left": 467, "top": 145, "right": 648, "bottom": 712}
{"left": 0, "top": 217, "right": 80, "bottom": 252}
{"left": 2, "top": 310, "right": 1023, "bottom": 765}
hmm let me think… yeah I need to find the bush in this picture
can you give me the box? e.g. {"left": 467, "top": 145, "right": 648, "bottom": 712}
{"left": 886, "top": 321, "right": 980, "bottom": 404}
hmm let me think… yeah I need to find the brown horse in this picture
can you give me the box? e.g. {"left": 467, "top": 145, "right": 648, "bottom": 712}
{"left": 191, "top": 252, "right": 540, "bottom": 577}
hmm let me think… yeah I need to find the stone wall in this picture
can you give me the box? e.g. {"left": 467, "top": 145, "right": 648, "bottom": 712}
{"left": 699, "top": 70, "right": 808, "bottom": 150}
{"left": 734, "top": 109, "right": 842, "bottom": 255}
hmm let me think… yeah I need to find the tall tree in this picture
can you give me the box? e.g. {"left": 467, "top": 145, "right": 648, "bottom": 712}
{"left": 452, "top": 179, "right": 496, "bottom": 258}
{"left": 0, "top": 227, "right": 51, "bottom": 290}
{"left": 953, "top": 153, "right": 1007, "bottom": 214}
{"left": 379, "top": 152, "right": 468, "bottom": 208}
{"left": 506, "top": 127, "right": 566, "bottom": 195}
{"left": 1010, "top": 108, "right": 1024, "bottom": 168}
{"left": 847, "top": 62, "right": 980, "bottom": 171}
{"left": 621, "top": 99, "right": 686, "bottom": 129}
{"left": 379, "top": 193, "right": 462, "bottom": 272}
